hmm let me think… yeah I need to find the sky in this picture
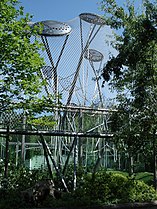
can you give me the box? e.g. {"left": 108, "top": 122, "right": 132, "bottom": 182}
{"left": 19, "top": 0, "right": 108, "bottom": 22}
{"left": 19, "top": 0, "right": 148, "bottom": 23}
{"left": 19, "top": 0, "right": 145, "bottom": 24}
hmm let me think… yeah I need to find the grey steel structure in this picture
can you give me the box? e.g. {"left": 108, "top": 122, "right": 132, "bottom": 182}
{"left": 0, "top": 13, "right": 118, "bottom": 190}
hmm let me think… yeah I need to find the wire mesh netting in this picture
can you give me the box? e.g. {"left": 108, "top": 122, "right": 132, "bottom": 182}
{"left": 36, "top": 14, "right": 117, "bottom": 107}
{"left": 0, "top": 14, "right": 119, "bottom": 172}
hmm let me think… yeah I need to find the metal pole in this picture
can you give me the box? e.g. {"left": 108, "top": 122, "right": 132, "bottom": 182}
{"left": 40, "top": 134, "right": 53, "bottom": 180}
{"left": 4, "top": 125, "right": 9, "bottom": 188}
{"left": 21, "top": 113, "right": 26, "bottom": 163}
{"left": 73, "top": 136, "right": 78, "bottom": 190}
{"left": 78, "top": 109, "right": 83, "bottom": 167}
{"left": 15, "top": 143, "right": 19, "bottom": 166}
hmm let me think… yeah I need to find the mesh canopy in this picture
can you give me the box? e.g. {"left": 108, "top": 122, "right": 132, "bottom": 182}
{"left": 0, "top": 14, "right": 117, "bottom": 171}
{"left": 35, "top": 14, "right": 116, "bottom": 107}
{"left": 0, "top": 14, "right": 117, "bottom": 172}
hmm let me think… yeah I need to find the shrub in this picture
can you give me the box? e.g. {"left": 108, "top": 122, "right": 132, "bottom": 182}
{"left": 85, "top": 171, "right": 111, "bottom": 203}
{"left": 1, "top": 165, "right": 157, "bottom": 208}
{"left": 129, "top": 180, "right": 157, "bottom": 202}
{"left": 75, "top": 169, "right": 157, "bottom": 205}
{"left": 107, "top": 173, "right": 132, "bottom": 203}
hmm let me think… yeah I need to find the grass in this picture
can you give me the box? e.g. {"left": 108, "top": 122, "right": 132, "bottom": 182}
{"left": 135, "top": 172, "right": 154, "bottom": 185}
{"left": 106, "top": 169, "right": 154, "bottom": 186}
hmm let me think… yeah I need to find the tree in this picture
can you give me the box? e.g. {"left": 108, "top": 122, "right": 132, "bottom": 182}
{"left": 0, "top": 0, "right": 58, "bottom": 184}
{"left": 0, "top": 0, "right": 55, "bottom": 116}
{"left": 100, "top": 0, "right": 157, "bottom": 177}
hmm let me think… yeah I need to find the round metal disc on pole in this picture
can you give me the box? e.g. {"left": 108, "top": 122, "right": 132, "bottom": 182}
{"left": 84, "top": 49, "right": 104, "bottom": 62}
{"left": 79, "top": 13, "right": 105, "bottom": 25}
{"left": 34, "top": 20, "right": 72, "bottom": 36}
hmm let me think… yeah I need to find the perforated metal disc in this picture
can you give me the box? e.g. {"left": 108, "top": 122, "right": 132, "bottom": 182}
{"left": 84, "top": 49, "right": 104, "bottom": 62}
{"left": 34, "top": 20, "right": 72, "bottom": 36}
{"left": 79, "top": 13, "right": 105, "bottom": 25}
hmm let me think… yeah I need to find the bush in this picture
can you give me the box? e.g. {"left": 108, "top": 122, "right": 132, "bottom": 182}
{"left": 75, "top": 169, "right": 157, "bottom": 205}
{"left": 0, "top": 165, "right": 50, "bottom": 209}
{"left": 84, "top": 171, "right": 111, "bottom": 203}
{"left": 107, "top": 173, "right": 133, "bottom": 203}
{"left": 0, "top": 165, "right": 157, "bottom": 208}
{"left": 129, "top": 180, "right": 157, "bottom": 202}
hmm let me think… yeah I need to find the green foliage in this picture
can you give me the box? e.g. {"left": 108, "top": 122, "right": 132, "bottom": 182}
{"left": 82, "top": 169, "right": 157, "bottom": 205}
{"left": 52, "top": 166, "right": 157, "bottom": 206}
{"left": 28, "top": 115, "right": 56, "bottom": 128}
{"left": 101, "top": 0, "right": 157, "bottom": 114}
{"left": 54, "top": 164, "right": 85, "bottom": 192}
{"left": 0, "top": 0, "right": 50, "bottom": 114}
{"left": 0, "top": 0, "right": 58, "bottom": 131}
{"left": 0, "top": 161, "right": 49, "bottom": 192}
{"left": 0, "top": 161, "right": 50, "bottom": 208}
{"left": 0, "top": 163, "right": 157, "bottom": 208}
{"left": 84, "top": 171, "right": 129, "bottom": 204}
{"left": 0, "top": 166, "right": 51, "bottom": 208}
{"left": 130, "top": 180, "right": 157, "bottom": 202}
{"left": 55, "top": 169, "right": 157, "bottom": 206}
{"left": 100, "top": 0, "right": 157, "bottom": 175}
{"left": 7, "top": 167, "right": 43, "bottom": 191}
